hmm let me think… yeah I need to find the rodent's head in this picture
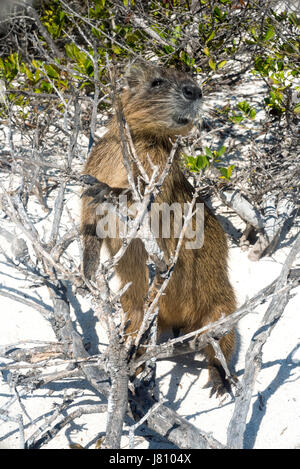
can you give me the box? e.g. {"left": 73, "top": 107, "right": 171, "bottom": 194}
{"left": 122, "top": 62, "right": 202, "bottom": 137}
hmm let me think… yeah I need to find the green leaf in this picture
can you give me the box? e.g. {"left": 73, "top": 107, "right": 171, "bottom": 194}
{"left": 231, "top": 114, "right": 244, "bottom": 123}
{"left": 206, "top": 30, "right": 215, "bottom": 43}
{"left": 238, "top": 100, "right": 250, "bottom": 113}
{"left": 208, "top": 57, "right": 216, "bottom": 71}
{"left": 111, "top": 44, "right": 122, "bottom": 54}
{"left": 173, "top": 25, "right": 182, "bottom": 39}
{"left": 205, "top": 147, "right": 213, "bottom": 158}
{"left": 180, "top": 51, "right": 194, "bottom": 66}
{"left": 45, "top": 64, "right": 60, "bottom": 79}
{"left": 32, "top": 59, "right": 40, "bottom": 69}
{"left": 217, "top": 145, "right": 226, "bottom": 156}
{"left": 213, "top": 7, "right": 222, "bottom": 18}
{"left": 219, "top": 165, "right": 235, "bottom": 180}
{"left": 185, "top": 154, "right": 210, "bottom": 173}
{"left": 21, "top": 64, "right": 33, "bottom": 81}
{"left": 263, "top": 27, "right": 275, "bottom": 42}
{"left": 237, "top": 100, "right": 256, "bottom": 119}
{"left": 39, "top": 81, "right": 53, "bottom": 93}
{"left": 293, "top": 103, "right": 300, "bottom": 113}
{"left": 34, "top": 68, "right": 40, "bottom": 81}
{"left": 217, "top": 60, "right": 227, "bottom": 69}
{"left": 165, "top": 45, "right": 176, "bottom": 54}
{"left": 197, "top": 155, "right": 210, "bottom": 169}
{"left": 250, "top": 27, "right": 258, "bottom": 40}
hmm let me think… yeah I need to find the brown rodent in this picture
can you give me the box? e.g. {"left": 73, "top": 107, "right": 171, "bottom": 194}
{"left": 81, "top": 62, "right": 236, "bottom": 395}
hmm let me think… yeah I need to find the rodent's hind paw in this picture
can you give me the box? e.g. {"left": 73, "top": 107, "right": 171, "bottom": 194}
{"left": 204, "top": 366, "right": 237, "bottom": 399}
{"left": 204, "top": 378, "right": 229, "bottom": 398}
{"left": 208, "top": 381, "right": 229, "bottom": 399}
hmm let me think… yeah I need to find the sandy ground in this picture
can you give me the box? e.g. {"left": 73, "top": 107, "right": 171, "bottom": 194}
{"left": 0, "top": 191, "right": 299, "bottom": 449}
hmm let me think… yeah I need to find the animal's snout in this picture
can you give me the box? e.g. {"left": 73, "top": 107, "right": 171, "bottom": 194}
{"left": 182, "top": 83, "right": 202, "bottom": 101}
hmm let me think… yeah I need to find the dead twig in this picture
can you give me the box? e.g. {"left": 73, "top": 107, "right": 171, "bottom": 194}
{"left": 227, "top": 233, "right": 300, "bottom": 449}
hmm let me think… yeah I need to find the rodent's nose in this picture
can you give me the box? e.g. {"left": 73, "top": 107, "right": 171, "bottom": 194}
{"left": 182, "top": 84, "right": 202, "bottom": 101}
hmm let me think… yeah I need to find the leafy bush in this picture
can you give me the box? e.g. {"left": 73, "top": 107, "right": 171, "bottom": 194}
{"left": 0, "top": 0, "right": 299, "bottom": 192}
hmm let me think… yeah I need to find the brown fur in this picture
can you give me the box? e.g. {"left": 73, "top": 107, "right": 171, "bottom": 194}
{"left": 81, "top": 63, "right": 236, "bottom": 394}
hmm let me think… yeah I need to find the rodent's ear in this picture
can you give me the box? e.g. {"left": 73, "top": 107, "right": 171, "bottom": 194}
{"left": 125, "top": 61, "right": 151, "bottom": 89}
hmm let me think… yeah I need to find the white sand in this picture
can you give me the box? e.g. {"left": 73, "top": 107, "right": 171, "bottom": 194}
{"left": 0, "top": 192, "right": 299, "bottom": 449}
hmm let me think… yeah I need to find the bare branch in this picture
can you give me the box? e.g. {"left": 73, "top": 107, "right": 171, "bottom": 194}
{"left": 227, "top": 233, "right": 300, "bottom": 449}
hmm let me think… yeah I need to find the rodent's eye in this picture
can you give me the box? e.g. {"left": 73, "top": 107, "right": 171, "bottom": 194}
{"left": 151, "top": 78, "right": 165, "bottom": 88}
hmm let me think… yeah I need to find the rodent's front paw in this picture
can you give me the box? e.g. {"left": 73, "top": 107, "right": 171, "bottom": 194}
{"left": 80, "top": 175, "right": 116, "bottom": 205}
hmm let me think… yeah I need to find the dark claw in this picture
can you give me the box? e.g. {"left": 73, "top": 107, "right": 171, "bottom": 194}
{"left": 83, "top": 184, "right": 113, "bottom": 205}
{"left": 205, "top": 365, "right": 234, "bottom": 398}
{"left": 79, "top": 174, "right": 101, "bottom": 186}
{"left": 204, "top": 377, "right": 228, "bottom": 398}
{"left": 80, "top": 175, "right": 115, "bottom": 205}
{"left": 80, "top": 174, "right": 129, "bottom": 207}
{"left": 209, "top": 381, "right": 228, "bottom": 398}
